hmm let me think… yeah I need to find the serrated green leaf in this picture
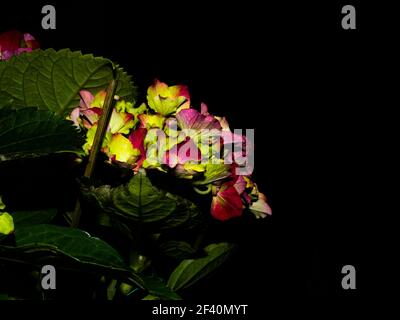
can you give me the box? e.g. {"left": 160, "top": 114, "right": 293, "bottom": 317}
{"left": 167, "top": 242, "right": 234, "bottom": 291}
{"left": 111, "top": 173, "right": 176, "bottom": 224}
{"left": 15, "top": 224, "right": 125, "bottom": 268}
{"left": 10, "top": 209, "right": 57, "bottom": 228}
{"left": 83, "top": 174, "right": 203, "bottom": 232}
{"left": 0, "top": 49, "right": 136, "bottom": 116}
{"left": 0, "top": 108, "right": 84, "bottom": 160}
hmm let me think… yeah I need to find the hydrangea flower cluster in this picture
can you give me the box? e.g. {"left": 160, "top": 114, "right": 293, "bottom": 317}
{"left": 70, "top": 80, "right": 272, "bottom": 221}
{"left": 0, "top": 30, "right": 39, "bottom": 61}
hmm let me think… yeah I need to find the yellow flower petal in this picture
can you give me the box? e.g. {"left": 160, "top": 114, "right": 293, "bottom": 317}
{"left": 91, "top": 91, "right": 107, "bottom": 108}
{"left": 109, "top": 133, "right": 140, "bottom": 163}
{"left": 0, "top": 212, "right": 14, "bottom": 235}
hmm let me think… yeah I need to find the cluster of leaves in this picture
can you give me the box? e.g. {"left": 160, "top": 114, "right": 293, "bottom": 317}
{"left": 0, "top": 47, "right": 240, "bottom": 300}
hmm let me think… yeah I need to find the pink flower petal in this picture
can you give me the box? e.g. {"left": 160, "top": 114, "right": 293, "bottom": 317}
{"left": 200, "top": 102, "right": 209, "bottom": 115}
{"left": 176, "top": 108, "right": 221, "bottom": 130}
{"left": 69, "top": 107, "right": 81, "bottom": 127}
{"left": 23, "top": 33, "right": 39, "bottom": 49}
{"left": 79, "top": 90, "right": 94, "bottom": 110}
{"left": 81, "top": 108, "right": 101, "bottom": 128}
{"left": 163, "top": 138, "right": 201, "bottom": 168}
{"left": 249, "top": 192, "right": 272, "bottom": 218}
{"left": 16, "top": 48, "right": 32, "bottom": 55}
{"left": 233, "top": 175, "right": 247, "bottom": 195}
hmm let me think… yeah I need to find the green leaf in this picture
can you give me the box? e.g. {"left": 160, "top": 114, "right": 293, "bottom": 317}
{"left": 159, "top": 241, "right": 195, "bottom": 259}
{"left": 84, "top": 174, "right": 203, "bottom": 232}
{"left": 10, "top": 209, "right": 57, "bottom": 228}
{"left": 0, "top": 91, "right": 13, "bottom": 108}
{"left": 111, "top": 173, "right": 177, "bottom": 224}
{"left": 0, "top": 108, "right": 84, "bottom": 160}
{"left": 167, "top": 242, "right": 234, "bottom": 291}
{"left": 0, "top": 49, "right": 136, "bottom": 116}
{"left": 142, "top": 275, "right": 181, "bottom": 300}
{"left": 160, "top": 193, "right": 203, "bottom": 231}
{"left": 0, "top": 243, "right": 145, "bottom": 289}
{"left": 15, "top": 224, "right": 125, "bottom": 268}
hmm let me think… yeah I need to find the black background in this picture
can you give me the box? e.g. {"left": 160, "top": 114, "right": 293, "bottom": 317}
{"left": 1, "top": 0, "right": 395, "bottom": 303}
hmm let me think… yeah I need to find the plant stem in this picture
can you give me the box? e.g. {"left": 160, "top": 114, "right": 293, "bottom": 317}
{"left": 83, "top": 79, "right": 117, "bottom": 180}
{"left": 71, "top": 79, "right": 117, "bottom": 227}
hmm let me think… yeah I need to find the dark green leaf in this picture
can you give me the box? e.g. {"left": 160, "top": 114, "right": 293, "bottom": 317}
{"left": 167, "top": 242, "right": 234, "bottom": 291}
{"left": 0, "top": 243, "right": 144, "bottom": 289}
{"left": 0, "top": 91, "right": 13, "bottom": 108}
{"left": 0, "top": 108, "right": 84, "bottom": 160}
{"left": 84, "top": 174, "right": 203, "bottom": 232}
{"left": 160, "top": 193, "right": 203, "bottom": 231}
{"left": 142, "top": 275, "right": 181, "bottom": 300}
{"left": 111, "top": 173, "right": 176, "bottom": 224}
{"left": 10, "top": 209, "right": 57, "bottom": 228}
{"left": 159, "top": 241, "right": 195, "bottom": 259}
{"left": 15, "top": 224, "right": 125, "bottom": 268}
{"left": 0, "top": 49, "right": 136, "bottom": 116}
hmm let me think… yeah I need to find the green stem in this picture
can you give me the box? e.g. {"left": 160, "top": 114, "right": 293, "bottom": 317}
{"left": 71, "top": 79, "right": 117, "bottom": 228}
{"left": 193, "top": 184, "right": 212, "bottom": 195}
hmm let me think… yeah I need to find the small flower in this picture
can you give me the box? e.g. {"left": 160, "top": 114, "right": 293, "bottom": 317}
{"left": 162, "top": 137, "right": 202, "bottom": 168}
{"left": 0, "top": 197, "right": 14, "bottom": 236}
{"left": 138, "top": 114, "right": 165, "bottom": 129}
{"left": 108, "top": 133, "right": 140, "bottom": 164}
{"left": 211, "top": 180, "right": 243, "bottom": 221}
{"left": 129, "top": 127, "right": 147, "bottom": 170}
{"left": 71, "top": 90, "right": 137, "bottom": 161}
{"left": 109, "top": 110, "right": 134, "bottom": 134}
{"left": 0, "top": 212, "right": 14, "bottom": 235}
{"left": 249, "top": 192, "right": 272, "bottom": 219}
{"left": 0, "top": 30, "right": 39, "bottom": 61}
{"left": 176, "top": 107, "right": 221, "bottom": 131}
{"left": 82, "top": 124, "right": 112, "bottom": 154}
{"left": 69, "top": 90, "right": 101, "bottom": 128}
{"left": 147, "top": 80, "right": 190, "bottom": 116}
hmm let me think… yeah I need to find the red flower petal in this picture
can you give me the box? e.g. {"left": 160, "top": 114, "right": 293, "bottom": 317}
{"left": 129, "top": 127, "right": 147, "bottom": 169}
{"left": 0, "top": 30, "right": 21, "bottom": 53}
{"left": 211, "top": 183, "right": 243, "bottom": 221}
